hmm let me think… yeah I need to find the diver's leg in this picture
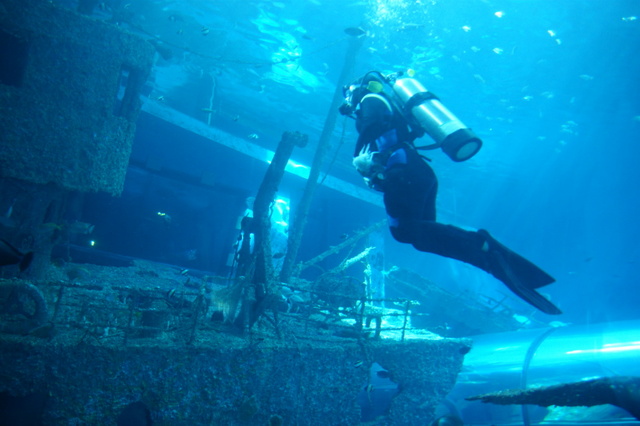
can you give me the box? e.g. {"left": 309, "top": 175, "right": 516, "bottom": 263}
{"left": 382, "top": 157, "right": 561, "bottom": 314}
{"left": 411, "top": 221, "right": 490, "bottom": 269}
{"left": 412, "top": 223, "right": 561, "bottom": 314}
{"left": 383, "top": 158, "right": 437, "bottom": 225}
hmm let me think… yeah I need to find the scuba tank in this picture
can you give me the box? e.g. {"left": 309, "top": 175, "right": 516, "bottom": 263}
{"left": 341, "top": 71, "right": 482, "bottom": 162}
{"left": 391, "top": 76, "right": 482, "bottom": 162}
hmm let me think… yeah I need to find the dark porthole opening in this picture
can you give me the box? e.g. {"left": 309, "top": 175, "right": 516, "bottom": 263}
{"left": 0, "top": 391, "right": 48, "bottom": 425}
{"left": 0, "top": 29, "right": 29, "bottom": 87}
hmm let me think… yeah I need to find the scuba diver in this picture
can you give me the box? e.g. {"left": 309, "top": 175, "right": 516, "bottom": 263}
{"left": 339, "top": 70, "right": 561, "bottom": 315}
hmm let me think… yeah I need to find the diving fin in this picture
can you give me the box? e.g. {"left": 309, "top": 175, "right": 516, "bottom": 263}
{"left": 0, "top": 239, "right": 34, "bottom": 272}
{"left": 478, "top": 230, "right": 561, "bottom": 315}
{"left": 490, "top": 247, "right": 562, "bottom": 314}
{"left": 19, "top": 251, "right": 34, "bottom": 272}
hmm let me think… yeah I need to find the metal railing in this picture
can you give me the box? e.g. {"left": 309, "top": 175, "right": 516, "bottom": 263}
{"left": 0, "top": 277, "right": 431, "bottom": 345}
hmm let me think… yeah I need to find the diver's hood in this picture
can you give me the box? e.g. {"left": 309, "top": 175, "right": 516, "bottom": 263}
{"left": 340, "top": 72, "right": 388, "bottom": 116}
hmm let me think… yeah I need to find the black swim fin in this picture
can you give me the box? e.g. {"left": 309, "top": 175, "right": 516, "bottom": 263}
{"left": 0, "top": 239, "right": 34, "bottom": 272}
{"left": 19, "top": 251, "right": 34, "bottom": 272}
{"left": 478, "top": 230, "right": 562, "bottom": 315}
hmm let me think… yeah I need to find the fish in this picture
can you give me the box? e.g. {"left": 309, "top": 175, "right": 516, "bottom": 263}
{"left": 398, "top": 23, "right": 424, "bottom": 32}
{"left": 0, "top": 239, "right": 34, "bottom": 272}
{"left": 473, "top": 74, "right": 486, "bottom": 84}
{"left": 432, "top": 415, "right": 464, "bottom": 426}
{"left": 344, "top": 27, "right": 366, "bottom": 37}
{"left": 247, "top": 133, "right": 259, "bottom": 140}
{"left": 0, "top": 199, "right": 16, "bottom": 228}
{"left": 40, "top": 222, "right": 64, "bottom": 231}
{"left": 353, "top": 360, "right": 364, "bottom": 368}
{"left": 40, "top": 220, "right": 92, "bottom": 235}
{"left": 67, "top": 221, "right": 95, "bottom": 235}
{"left": 4, "top": 199, "right": 15, "bottom": 219}
{"left": 288, "top": 294, "right": 305, "bottom": 304}
{"left": 157, "top": 212, "right": 172, "bottom": 224}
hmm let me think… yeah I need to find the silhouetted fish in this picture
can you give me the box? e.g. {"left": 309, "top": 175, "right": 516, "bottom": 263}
{"left": 344, "top": 27, "right": 366, "bottom": 37}
{"left": 0, "top": 239, "right": 34, "bottom": 272}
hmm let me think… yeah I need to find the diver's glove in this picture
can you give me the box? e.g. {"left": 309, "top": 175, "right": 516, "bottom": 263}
{"left": 339, "top": 102, "right": 354, "bottom": 116}
{"left": 353, "top": 146, "right": 385, "bottom": 191}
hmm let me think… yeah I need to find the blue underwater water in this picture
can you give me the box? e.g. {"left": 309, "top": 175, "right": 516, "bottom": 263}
{"left": 77, "top": 0, "right": 639, "bottom": 326}
{"left": 3, "top": 0, "right": 640, "bottom": 425}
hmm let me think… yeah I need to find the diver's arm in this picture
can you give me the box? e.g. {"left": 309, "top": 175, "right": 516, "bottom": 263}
{"left": 354, "top": 95, "right": 393, "bottom": 156}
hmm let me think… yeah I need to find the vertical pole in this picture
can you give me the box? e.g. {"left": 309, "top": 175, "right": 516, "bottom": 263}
{"left": 280, "top": 35, "right": 364, "bottom": 283}
{"left": 237, "top": 131, "right": 307, "bottom": 329}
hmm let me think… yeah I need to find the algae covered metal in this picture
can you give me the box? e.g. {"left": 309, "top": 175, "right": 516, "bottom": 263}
{"left": 0, "top": 0, "right": 153, "bottom": 195}
{"left": 0, "top": 261, "right": 471, "bottom": 425}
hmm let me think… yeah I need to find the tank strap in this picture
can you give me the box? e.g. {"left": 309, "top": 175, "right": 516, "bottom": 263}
{"left": 404, "top": 91, "right": 439, "bottom": 111}
{"left": 378, "top": 141, "right": 431, "bottom": 165}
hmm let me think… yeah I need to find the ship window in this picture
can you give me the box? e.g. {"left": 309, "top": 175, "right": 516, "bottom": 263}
{"left": 114, "top": 65, "right": 145, "bottom": 120}
{"left": 0, "top": 30, "right": 29, "bottom": 87}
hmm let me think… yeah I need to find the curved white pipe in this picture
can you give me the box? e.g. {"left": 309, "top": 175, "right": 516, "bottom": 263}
{"left": 444, "top": 320, "right": 640, "bottom": 425}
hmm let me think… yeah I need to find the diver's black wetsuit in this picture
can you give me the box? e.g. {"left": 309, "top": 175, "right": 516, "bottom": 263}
{"left": 352, "top": 91, "right": 561, "bottom": 315}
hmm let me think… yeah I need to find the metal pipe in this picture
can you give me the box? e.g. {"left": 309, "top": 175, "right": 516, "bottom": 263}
{"left": 279, "top": 34, "right": 364, "bottom": 283}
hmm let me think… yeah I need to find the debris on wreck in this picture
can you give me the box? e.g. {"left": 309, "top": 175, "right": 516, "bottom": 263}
{"left": 0, "top": 281, "right": 48, "bottom": 335}
{"left": 466, "top": 376, "right": 640, "bottom": 420}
